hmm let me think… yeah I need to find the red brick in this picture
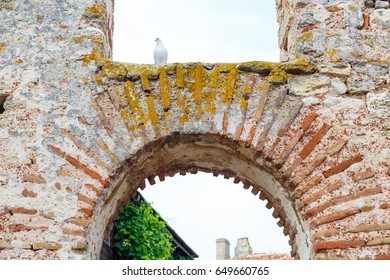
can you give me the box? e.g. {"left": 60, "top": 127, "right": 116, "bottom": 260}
{"left": 302, "top": 24, "right": 317, "bottom": 32}
{"left": 375, "top": 254, "right": 390, "bottom": 260}
{"left": 22, "top": 174, "right": 46, "bottom": 184}
{"left": 290, "top": 154, "right": 326, "bottom": 187}
{"left": 275, "top": 129, "right": 304, "bottom": 167}
{"left": 33, "top": 242, "right": 62, "bottom": 250}
{"left": 65, "top": 154, "right": 110, "bottom": 187}
{"left": 314, "top": 240, "right": 365, "bottom": 253}
{"left": 306, "top": 187, "right": 381, "bottom": 217}
{"left": 299, "top": 123, "right": 330, "bottom": 159}
{"left": 10, "top": 207, "right": 37, "bottom": 215}
{"left": 66, "top": 218, "right": 90, "bottom": 227}
{"left": 21, "top": 188, "right": 37, "bottom": 198}
{"left": 77, "top": 193, "right": 96, "bottom": 207}
{"left": 362, "top": 14, "right": 369, "bottom": 30}
{"left": 48, "top": 144, "right": 110, "bottom": 188}
{"left": 300, "top": 180, "right": 343, "bottom": 208}
{"left": 352, "top": 171, "right": 375, "bottom": 182}
{"left": 222, "top": 112, "right": 228, "bottom": 136}
{"left": 80, "top": 207, "right": 93, "bottom": 218}
{"left": 300, "top": 113, "right": 319, "bottom": 131}
{"left": 292, "top": 176, "right": 322, "bottom": 199}
{"left": 63, "top": 227, "right": 86, "bottom": 236}
{"left": 380, "top": 203, "right": 390, "bottom": 209}
{"left": 84, "top": 183, "right": 102, "bottom": 196}
{"left": 73, "top": 239, "right": 87, "bottom": 251}
{"left": 312, "top": 229, "right": 339, "bottom": 240}
{"left": 347, "top": 223, "right": 390, "bottom": 233}
{"left": 326, "top": 6, "right": 342, "bottom": 12}
{"left": 322, "top": 155, "right": 363, "bottom": 178}
{"left": 9, "top": 225, "right": 49, "bottom": 232}
{"left": 366, "top": 237, "right": 390, "bottom": 246}
{"left": 310, "top": 207, "right": 360, "bottom": 227}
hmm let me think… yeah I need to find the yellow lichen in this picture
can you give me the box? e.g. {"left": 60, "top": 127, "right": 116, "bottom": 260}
{"left": 203, "top": 66, "right": 219, "bottom": 114}
{"left": 222, "top": 68, "right": 237, "bottom": 104}
{"left": 0, "top": 44, "right": 5, "bottom": 52}
{"left": 328, "top": 49, "right": 338, "bottom": 62}
{"left": 6, "top": 5, "right": 13, "bottom": 10}
{"left": 193, "top": 63, "right": 203, "bottom": 104}
{"left": 179, "top": 114, "right": 189, "bottom": 123}
{"left": 367, "top": 59, "right": 388, "bottom": 65}
{"left": 145, "top": 97, "right": 158, "bottom": 125}
{"left": 95, "top": 74, "right": 104, "bottom": 86}
{"left": 158, "top": 69, "right": 171, "bottom": 113}
{"left": 176, "top": 64, "right": 185, "bottom": 88}
{"left": 240, "top": 99, "right": 248, "bottom": 111}
{"left": 81, "top": 47, "right": 104, "bottom": 66}
{"left": 15, "top": 59, "right": 23, "bottom": 64}
{"left": 140, "top": 73, "right": 151, "bottom": 92}
{"left": 73, "top": 37, "right": 85, "bottom": 44}
{"left": 101, "top": 61, "right": 126, "bottom": 80}
{"left": 298, "top": 31, "right": 313, "bottom": 41}
{"left": 84, "top": 4, "right": 106, "bottom": 20}
{"left": 123, "top": 81, "right": 144, "bottom": 126}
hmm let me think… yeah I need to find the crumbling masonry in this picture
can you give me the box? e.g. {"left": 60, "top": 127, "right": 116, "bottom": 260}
{"left": 0, "top": 0, "right": 389, "bottom": 259}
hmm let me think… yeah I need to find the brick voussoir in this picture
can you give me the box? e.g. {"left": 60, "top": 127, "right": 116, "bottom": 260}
{"left": 314, "top": 240, "right": 366, "bottom": 253}
{"left": 323, "top": 154, "right": 363, "bottom": 178}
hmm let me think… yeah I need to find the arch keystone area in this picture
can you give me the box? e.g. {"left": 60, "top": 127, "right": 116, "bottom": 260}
{"left": 0, "top": 0, "right": 389, "bottom": 260}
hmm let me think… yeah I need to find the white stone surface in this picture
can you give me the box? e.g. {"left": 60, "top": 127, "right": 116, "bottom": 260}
{"left": 289, "top": 75, "right": 330, "bottom": 96}
{"left": 366, "top": 92, "right": 390, "bottom": 119}
{"left": 331, "top": 77, "right": 348, "bottom": 94}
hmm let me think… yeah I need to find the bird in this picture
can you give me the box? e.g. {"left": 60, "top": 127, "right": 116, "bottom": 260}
{"left": 153, "top": 38, "right": 168, "bottom": 65}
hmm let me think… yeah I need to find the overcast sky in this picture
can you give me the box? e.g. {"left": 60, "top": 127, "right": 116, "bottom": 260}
{"left": 113, "top": 0, "right": 289, "bottom": 260}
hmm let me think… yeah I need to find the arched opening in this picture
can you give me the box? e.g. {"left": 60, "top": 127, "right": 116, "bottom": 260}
{"left": 113, "top": 0, "right": 280, "bottom": 63}
{"left": 140, "top": 172, "right": 292, "bottom": 259}
{"left": 87, "top": 134, "right": 311, "bottom": 260}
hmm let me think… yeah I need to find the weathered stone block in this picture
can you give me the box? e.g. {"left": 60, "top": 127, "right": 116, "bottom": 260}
{"left": 366, "top": 92, "right": 390, "bottom": 119}
{"left": 289, "top": 75, "right": 330, "bottom": 96}
{"left": 318, "top": 63, "right": 351, "bottom": 77}
{"left": 331, "top": 78, "right": 348, "bottom": 94}
{"left": 371, "top": 9, "right": 390, "bottom": 28}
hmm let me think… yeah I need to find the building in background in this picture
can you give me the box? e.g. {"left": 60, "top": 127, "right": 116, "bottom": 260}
{"left": 216, "top": 237, "right": 294, "bottom": 260}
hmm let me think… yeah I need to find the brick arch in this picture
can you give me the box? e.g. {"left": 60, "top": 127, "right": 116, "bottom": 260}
{"left": 89, "top": 134, "right": 308, "bottom": 259}
{"left": 1, "top": 0, "right": 389, "bottom": 260}
{"left": 41, "top": 61, "right": 386, "bottom": 260}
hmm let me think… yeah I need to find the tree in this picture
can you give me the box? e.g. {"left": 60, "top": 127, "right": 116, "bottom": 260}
{"left": 113, "top": 198, "right": 174, "bottom": 260}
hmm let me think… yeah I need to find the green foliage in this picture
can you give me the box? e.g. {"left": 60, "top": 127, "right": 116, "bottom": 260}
{"left": 113, "top": 198, "right": 174, "bottom": 260}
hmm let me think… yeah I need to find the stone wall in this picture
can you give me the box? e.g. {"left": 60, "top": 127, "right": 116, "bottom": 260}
{"left": 0, "top": 0, "right": 389, "bottom": 260}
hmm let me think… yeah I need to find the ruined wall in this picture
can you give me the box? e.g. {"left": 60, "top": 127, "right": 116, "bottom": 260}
{"left": 0, "top": 0, "right": 389, "bottom": 260}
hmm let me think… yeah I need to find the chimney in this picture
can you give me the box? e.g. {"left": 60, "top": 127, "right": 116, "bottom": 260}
{"left": 234, "top": 237, "right": 253, "bottom": 258}
{"left": 216, "top": 238, "right": 230, "bottom": 260}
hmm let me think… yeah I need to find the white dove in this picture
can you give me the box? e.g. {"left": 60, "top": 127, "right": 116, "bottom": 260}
{"left": 153, "top": 38, "right": 168, "bottom": 65}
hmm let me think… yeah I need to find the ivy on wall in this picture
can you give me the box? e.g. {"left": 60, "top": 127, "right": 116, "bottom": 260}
{"left": 113, "top": 198, "right": 174, "bottom": 260}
